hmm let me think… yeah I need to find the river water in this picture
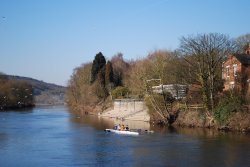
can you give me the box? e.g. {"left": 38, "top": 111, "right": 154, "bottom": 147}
{"left": 0, "top": 106, "right": 250, "bottom": 167}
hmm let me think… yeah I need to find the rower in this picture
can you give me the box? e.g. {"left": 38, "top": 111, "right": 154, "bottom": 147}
{"left": 121, "top": 124, "right": 125, "bottom": 131}
{"left": 117, "top": 124, "right": 121, "bottom": 131}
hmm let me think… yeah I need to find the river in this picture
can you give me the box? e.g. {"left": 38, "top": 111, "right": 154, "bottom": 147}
{"left": 0, "top": 106, "right": 250, "bottom": 167}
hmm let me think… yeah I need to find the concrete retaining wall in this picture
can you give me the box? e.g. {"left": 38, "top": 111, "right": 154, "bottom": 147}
{"left": 113, "top": 99, "right": 145, "bottom": 112}
{"left": 100, "top": 99, "right": 150, "bottom": 122}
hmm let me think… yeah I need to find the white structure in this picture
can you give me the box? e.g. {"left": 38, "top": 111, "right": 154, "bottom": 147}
{"left": 152, "top": 84, "right": 188, "bottom": 99}
{"left": 99, "top": 99, "right": 150, "bottom": 122}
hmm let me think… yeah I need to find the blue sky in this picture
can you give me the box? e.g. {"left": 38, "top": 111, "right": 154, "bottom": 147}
{"left": 0, "top": 0, "right": 249, "bottom": 86}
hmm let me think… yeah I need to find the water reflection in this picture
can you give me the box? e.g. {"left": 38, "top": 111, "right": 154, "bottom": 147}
{"left": 71, "top": 114, "right": 113, "bottom": 130}
{"left": 70, "top": 112, "right": 250, "bottom": 166}
{"left": 0, "top": 106, "right": 249, "bottom": 167}
{"left": 151, "top": 124, "right": 250, "bottom": 141}
{"left": 0, "top": 107, "right": 33, "bottom": 113}
{"left": 71, "top": 114, "right": 151, "bottom": 131}
{"left": 148, "top": 126, "right": 250, "bottom": 167}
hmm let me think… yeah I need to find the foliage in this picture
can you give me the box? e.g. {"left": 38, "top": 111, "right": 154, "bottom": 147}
{"left": 125, "top": 50, "right": 178, "bottom": 97}
{"left": 105, "top": 61, "right": 114, "bottom": 91}
{"left": 179, "top": 33, "right": 234, "bottom": 112}
{"left": 144, "top": 95, "right": 154, "bottom": 113}
{"left": 147, "top": 51, "right": 179, "bottom": 84}
{"left": 111, "top": 86, "right": 129, "bottom": 99}
{"left": 146, "top": 92, "right": 172, "bottom": 109}
{"left": 66, "top": 63, "right": 98, "bottom": 108}
{"left": 92, "top": 80, "right": 107, "bottom": 99}
{"left": 90, "top": 52, "right": 106, "bottom": 83}
{"left": 67, "top": 53, "right": 124, "bottom": 112}
{"left": 111, "top": 53, "right": 129, "bottom": 87}
{"left": 145, "top": 92, "right": 175, "bottom": 124}
{"left": 163, "top": 90, "right": 175, "bottom": 104}
{"left": 0, "top": 72, "right": 7, "bottom": 81}
{"left": 0, "top": 75, "right": 34, "bottom": 110}
{"left": 235, "top": 33, "right": 250, "bottom": 53}
{"left": 214, "top": 91, "right": 241, "bottom": 125}
{"left": 95, "top": 68, "right": 108, "bottom": 99}
{"left": 67, "top": 33, "right": 250, "bottom": 117}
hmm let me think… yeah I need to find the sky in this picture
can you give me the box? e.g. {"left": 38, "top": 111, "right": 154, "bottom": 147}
{"left": 0, "top": 0, "right": 250, "bottom": 86}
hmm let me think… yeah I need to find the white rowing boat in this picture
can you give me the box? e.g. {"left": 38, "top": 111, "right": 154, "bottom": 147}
{"left": 105, "top": 129, "right": 139, "bottom": 135}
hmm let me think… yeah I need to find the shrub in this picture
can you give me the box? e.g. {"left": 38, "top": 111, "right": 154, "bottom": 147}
{"left": 145, "top": 92, "right": 175, "bottom": 114}
{"left": 214, "top": 91, "right": 241, "bottom": 125}
{"left": 111, "top": 86, "right": 129, "bottom": 99}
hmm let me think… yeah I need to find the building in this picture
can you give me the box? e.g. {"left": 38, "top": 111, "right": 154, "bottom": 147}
{"left": 152, "top": 84, "right": 188, "bottom": 99}
{"left": 222, "top": 44, "right": 250, "bottom": 95}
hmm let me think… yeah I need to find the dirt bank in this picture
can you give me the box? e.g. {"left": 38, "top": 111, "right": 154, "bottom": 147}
{"left": 171, "top": 110, "right": 250, "bottom": 133}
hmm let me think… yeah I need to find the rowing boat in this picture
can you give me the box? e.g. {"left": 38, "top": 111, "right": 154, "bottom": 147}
{"left": 105, "top": 129, "right": 139, "bottom": 135}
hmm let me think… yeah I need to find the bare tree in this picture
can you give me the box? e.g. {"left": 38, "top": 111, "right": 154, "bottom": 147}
{"left": 179, "top": 33, "right": 234, "bottom": 113}
{"left": 147, "top": 50, "right": 177, "bottom": 84}
{"left": 235, "top": 33, "right": 250, "bottom": 53}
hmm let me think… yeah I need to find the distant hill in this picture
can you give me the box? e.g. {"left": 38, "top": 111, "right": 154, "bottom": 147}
{"left": 7, "top": 75, "right": 66, "bottom": 105}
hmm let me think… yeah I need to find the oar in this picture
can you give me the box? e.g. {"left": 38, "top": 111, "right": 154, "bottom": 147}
{"left": 104, "top": 129, "right": 111, "bottom": 132}
{"left": 130, "top": 129, "right": 154, "bottom": 133}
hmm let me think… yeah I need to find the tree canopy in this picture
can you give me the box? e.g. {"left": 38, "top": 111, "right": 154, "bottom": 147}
{"left": 179, "top": 33, "right": 234, "bottom": 112}
{"left": 67, "top": 33, "right": 250, "bottom": 124}
{"left": 91, "top": 52, "right": 106, "bottom": 83}
{"left": 0, "top": 74, "right": 34, "bottom": 110}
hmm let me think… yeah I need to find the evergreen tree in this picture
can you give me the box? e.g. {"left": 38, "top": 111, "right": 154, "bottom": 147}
{"left": 90, "top": 52, "right": 106, "bottom": 83}
{"left": 95, "top": 67, "right": 109, "bottom": 99}
{"left": 105, "top": 61, "right": 114, "bottom": 86}
{"left": 111, "top": 53, "right": 129, "bottom": 86}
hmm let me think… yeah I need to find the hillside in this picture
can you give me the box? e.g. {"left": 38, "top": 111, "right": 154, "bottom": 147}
{"left": 7, "top": 75, "right": 66, "bottom": 105}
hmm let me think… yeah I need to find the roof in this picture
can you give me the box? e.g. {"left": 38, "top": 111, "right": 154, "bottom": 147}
{"left": 234, "top": 54, "right": 250, "bottom": 65}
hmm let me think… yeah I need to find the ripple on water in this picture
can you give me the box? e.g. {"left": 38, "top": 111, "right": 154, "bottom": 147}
{"left": 0, "top": 106, "right": 250, "bottom": 167}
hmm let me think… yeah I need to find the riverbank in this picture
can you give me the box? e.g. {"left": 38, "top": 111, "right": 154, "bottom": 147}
{"left": 171, "top": 109, "right": 250, "bottom": 133}
{"left": 70, "top": 102, "right": 250, "bottom": 133}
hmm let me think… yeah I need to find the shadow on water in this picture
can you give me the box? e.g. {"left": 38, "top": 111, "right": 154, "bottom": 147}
{"left": 151, "top": 124, "right": 250, "bottom": 142}
{"left": 0, "top": 107, "right": 34, "bottom": 113}
{"left": 70, "top": 108, "right": 250, "bottom": 142}
{"left": 71, "top": 114, "right": 114, "bottom": 130}
{"left": 7, "top": 106, "right": 245, "bottom": 167}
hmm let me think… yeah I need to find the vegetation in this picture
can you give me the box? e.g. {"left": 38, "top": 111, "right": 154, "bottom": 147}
{"left": 145, "top": 91, "right": 176, "bottom": 124}
{"left": 179, "top": 33, "right": 234, "bottom": 112}
{"left": 91, "top": 52, "right": 106, "bottom": 83}
{"left": 111, "top": 86, "right": 129, "bottom": 99}
{"left": 7, "top": 75, "right": 66, "bottom": 105}
{"left": 67, "top": 33, "right": 250, "bottom": 130}
{"left": 67, "top": 53, "right": 114, "bottom": 113}
{"left": 214, "top": 91, "right": 241, "bottom": 125}
{"left": 0, "top": 73, "right": 34, "bottom": 110}
{"left": 105, "top": 61, "right": 114, "bottom": 90}
{"left": 111, "top": 53, "right": 130, "bottom": 87}
{"left": 235, "top": 33, "right": 250, "bottom": 53}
